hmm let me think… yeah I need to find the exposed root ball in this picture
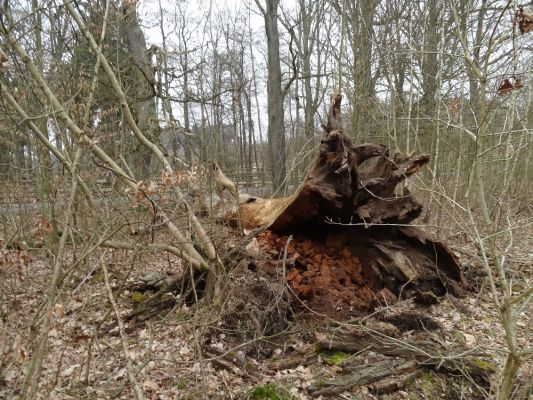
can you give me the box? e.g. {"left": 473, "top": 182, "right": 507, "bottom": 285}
{"left": 256, "top": 231, "right": 380, "bottom": 318}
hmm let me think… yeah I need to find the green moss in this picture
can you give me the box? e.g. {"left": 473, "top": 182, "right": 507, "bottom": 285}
{"left": 130, "top": 291, "right": 148, "bottom": 303}
{"left": 419, "top": 371, "right": 442, "bottom": 397}
{"left": 454, "top": 331, "right": 466, "bottom": 345}
{"left": 212, "top": 295, "right": 224, "bottom": 307}
{"left": 161, "top": 293, "right": 175, "bottom": 302}
{"left": 321, "top": 350, "right": 350, "bottom": 366}
{"left": 405, "top": 371, "right": 441, "bottom": 399}
{"left": 246, "top": 383, "right": 295, "bottom": 400}
{"left": 174, "top": 378, "right": 187, "bottom": 390}
{"left": 175, "top": 311, "right": 190, "bottom": 322}
{"left": 90, "top": 271, "right": 103, "bottom": 283}
{"left": 472, "top": 358, "right": 496, "bottom": 372}
{"left": 408, "top": 370, "right": 484, "bottom": 400}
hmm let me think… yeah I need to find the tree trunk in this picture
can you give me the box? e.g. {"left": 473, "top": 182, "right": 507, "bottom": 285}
{"left": 298, "top": 0, "right": 321, "bottom": 139}
{"left": 347, "top": 0, "right": 378, "bottom": 139}
{"left": 419, "top": 0, "right": 440, "bottom": 151}
{"left": 32, "top": 0, "right": 56, "bottom": 231}
{"left": 121, "top": 0, "right": 161, "bottom": 178}
{"left": 257, "top": 0, "right": 287, "bottom": 195}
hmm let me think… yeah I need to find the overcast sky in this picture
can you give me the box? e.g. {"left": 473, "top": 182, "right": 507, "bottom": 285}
{"left": 136, "top": 0, "right": 300, "bottom": 133}
{"left": 139, "top": 0, "right": 271, "bottom": 46}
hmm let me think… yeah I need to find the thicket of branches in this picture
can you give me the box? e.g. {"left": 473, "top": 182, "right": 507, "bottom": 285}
{"left": 0, "top": 1, "right": 531, "bottom": 399}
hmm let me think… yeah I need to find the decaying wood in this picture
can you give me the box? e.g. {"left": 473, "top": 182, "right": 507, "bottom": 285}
{"left": 316, "top": 327, "right": 493, "bottom": 382}
{"left": 367, "top": 369, "right": 423, "bottom": 395}
{"left": 306, "top": 325, "right": 492, "bottom": 397}
{"left": 308, "top": 357, "right": 418, "bottom": 396}
{"left": 127, "top": 269, "right": 206, "bottom": 322}
{"left": 205, "top": 345, "right": 260, "bottom": 378}
{"left": 267, "top": 344, "right": 318, "bottom": 371}
{"left": 259, "top": 321, "right": 491, "bottom": 397}
{"left": 224, "top": 94, "right": 467, "bottom": 314}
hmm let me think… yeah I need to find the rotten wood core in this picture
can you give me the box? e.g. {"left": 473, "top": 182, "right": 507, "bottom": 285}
{"left": 229, "top": 94, "right": 467, "bottom": 317}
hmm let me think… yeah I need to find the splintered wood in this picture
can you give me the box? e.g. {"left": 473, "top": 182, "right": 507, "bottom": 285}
{"left": 257, "top": 231, "right": 396, "bottom": 317}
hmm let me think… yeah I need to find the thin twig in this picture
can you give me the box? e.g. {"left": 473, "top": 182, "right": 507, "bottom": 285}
{"left": 101, "top": 253, "right": 145, "bottom": 400}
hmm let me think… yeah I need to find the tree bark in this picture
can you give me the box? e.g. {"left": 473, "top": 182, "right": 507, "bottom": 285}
{"left": 419, "top": 0, "right": 440, "bottom": 151}
{"left": 31, "top": 0, "right": 56, "bottom": 229}
{"left": 121, "top": 0, "right": 161, "bottom": 178}
{"left": 256, "top": 0, "right": 287, "bottom": 195}
{"left": 344, "top": 0, "right": 378, "bottom": 138}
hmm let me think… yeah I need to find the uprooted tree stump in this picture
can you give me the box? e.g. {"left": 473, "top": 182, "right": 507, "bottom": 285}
{"left": 225, "top": 94, "right": 468, "bottom": 318}
{"left": 126, "top": 95, "right": 487, "bottom": 398}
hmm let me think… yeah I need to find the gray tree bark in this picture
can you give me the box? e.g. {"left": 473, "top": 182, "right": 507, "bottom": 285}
{"left": 346, "top": 0, "right": 378, "bottom": 139}
{"left": 419, "top": 0, "right": 441, "bottom": 151}
{"left": 31, "top": 0, "right": 57, "bottom": 229}
{"left": 121, "top": 0, "right": 161, "bottom": 178}
{"left": 297, "top": 0, "right": 324, "bottom": 139}
{"left": 177, "top": 7, "right": 193, "bottom": 165}
{"left": 255, "top": 0, "right": 287, "bottom": 195}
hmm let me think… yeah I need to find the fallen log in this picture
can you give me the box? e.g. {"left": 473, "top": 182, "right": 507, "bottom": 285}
{"left": 225, "top": 94, "right": 468, "bottom": 316}
{"left": 264, "top": 323, "right": 492, "bottom": 397}
{"left": 312, "top": 325, "right": 493, "bottom": 396}
{"left": 308, "top": 357, "right": 419, "bottom": 396}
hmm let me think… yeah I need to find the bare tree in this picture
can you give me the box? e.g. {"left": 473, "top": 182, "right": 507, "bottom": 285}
{"left": 1, "top": 1, "right": 531, "bottom": 399}
{"left": 121, "top": 0, "right": 161, "bottom": 178}
{"left": 255, "top": 0, "right": 287, "bottom": 194}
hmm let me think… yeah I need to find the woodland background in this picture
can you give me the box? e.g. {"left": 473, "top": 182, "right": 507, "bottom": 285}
{"left": 0, "top": 0, "right": 531, "bottom": 399}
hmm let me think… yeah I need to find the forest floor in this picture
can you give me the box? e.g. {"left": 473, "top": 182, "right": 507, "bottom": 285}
{"left": 1, "top": 208, "right": 532, "bottom": 400}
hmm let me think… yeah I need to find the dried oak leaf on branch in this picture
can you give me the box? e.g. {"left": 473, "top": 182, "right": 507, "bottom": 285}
{"left": 498, "top": 76, "right": 524, "bottom": 96}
